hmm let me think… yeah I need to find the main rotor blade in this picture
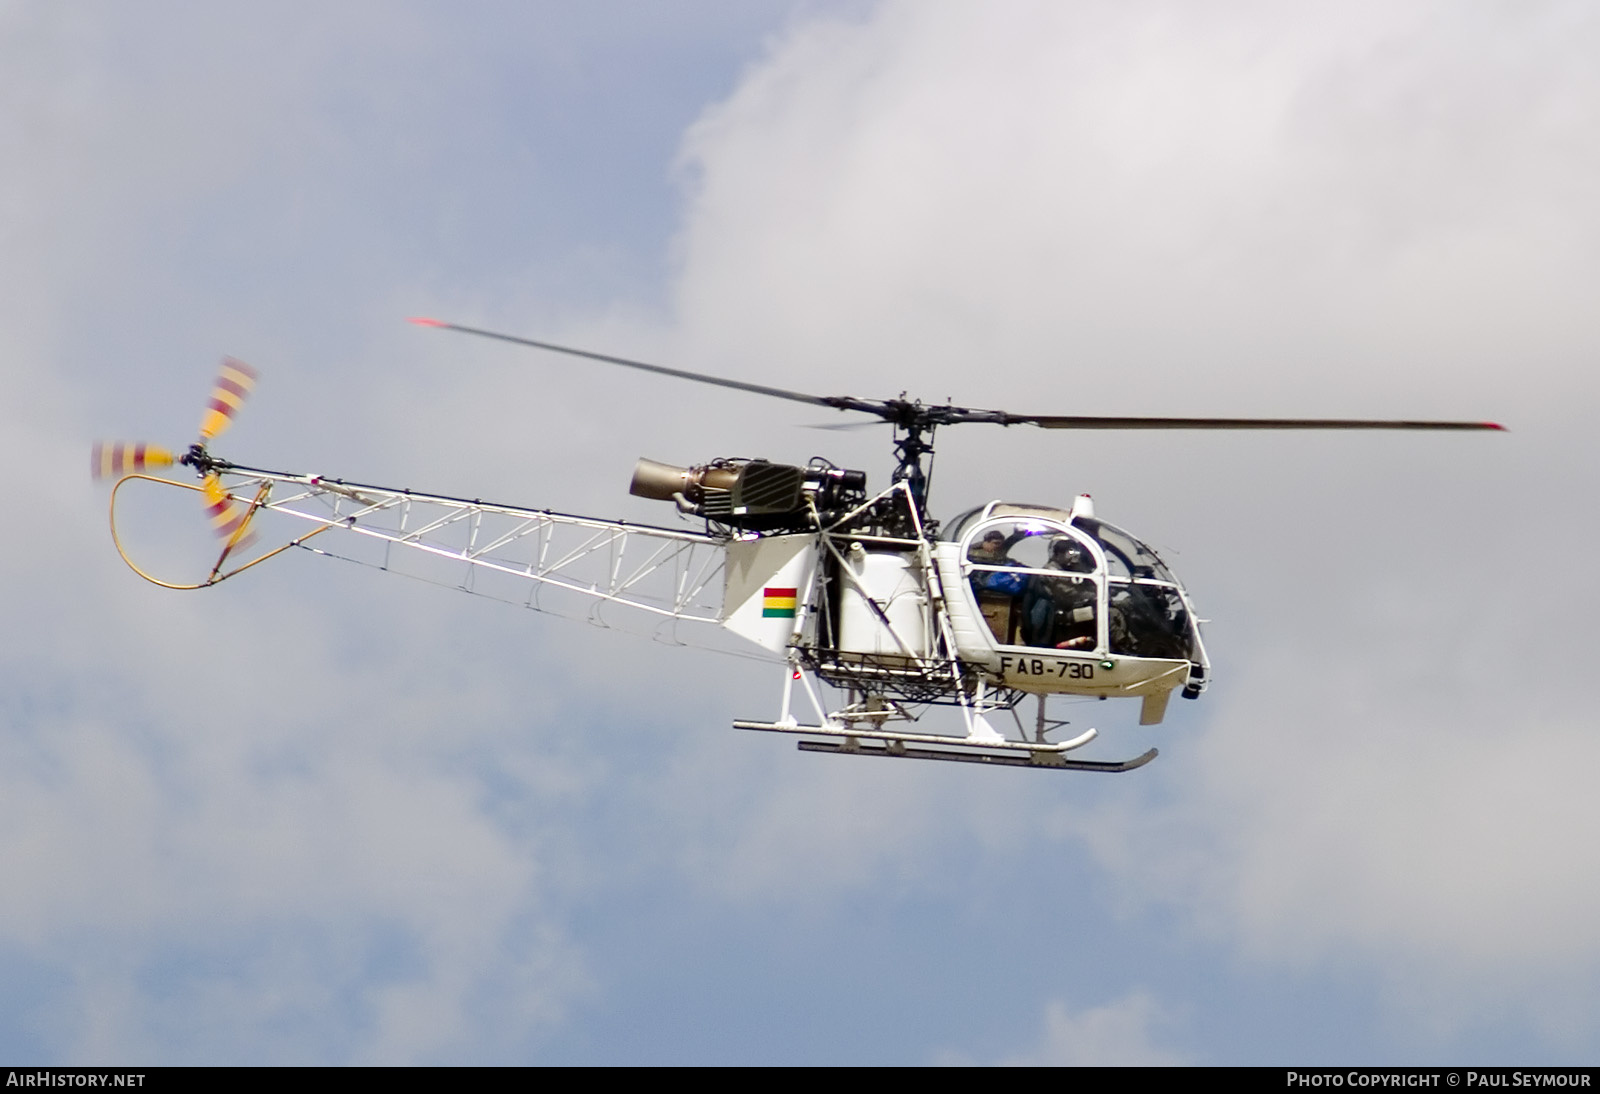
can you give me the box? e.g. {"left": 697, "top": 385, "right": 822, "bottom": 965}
{"left": 1010, "top": 414, "right": 1507, "bottom": 431}
{"left": 803, "top": 419, "right": 889, "bottom": 431}
{"left": 408, "top": 319, "right": 1505, "bottom": 434}
{"left": 409, "top": 317, "right": 869, "bottom": 413}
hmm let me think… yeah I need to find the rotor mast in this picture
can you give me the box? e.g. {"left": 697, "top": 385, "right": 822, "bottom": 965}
{"left": 884, "top": 401, "right": 936, "bottom": 513}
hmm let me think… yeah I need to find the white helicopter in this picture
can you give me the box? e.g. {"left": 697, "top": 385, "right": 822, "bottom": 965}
{"left": 93, "top": 322, "right": 1503, "bottom": 772}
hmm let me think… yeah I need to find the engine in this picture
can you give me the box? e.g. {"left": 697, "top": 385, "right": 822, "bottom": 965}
{"left": 630, "top": 457, "right": 867, "bottom": 532}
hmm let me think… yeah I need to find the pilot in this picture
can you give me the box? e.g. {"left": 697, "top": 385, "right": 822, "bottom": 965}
{"left": 1024, "top": 538, "right": 1097, "bottom": 649}
{"left": 1046, "top": 538, "right": 1092, "bottom": 573}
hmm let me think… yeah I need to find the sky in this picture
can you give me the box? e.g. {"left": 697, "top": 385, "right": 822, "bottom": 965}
{"left": 3, "top": 0, "right": 1598, "bottom": 1065}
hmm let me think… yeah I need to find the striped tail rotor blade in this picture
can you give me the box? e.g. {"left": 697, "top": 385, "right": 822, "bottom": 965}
{"left": 201, "top": 474, "right": 258, "bottom": 548}
{"left": 91, "top": 442, "right": 176, "bottom": 480}
{"left": 198, "top": 357, "right": 258, "bottom": 443}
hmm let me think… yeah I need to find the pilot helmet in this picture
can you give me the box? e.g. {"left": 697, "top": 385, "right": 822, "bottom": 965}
{"left": 1050, "top": 538, "right": 1086, "bottom": 569}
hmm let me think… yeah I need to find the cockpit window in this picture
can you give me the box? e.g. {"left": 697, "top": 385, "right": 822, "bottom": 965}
{"left": 1108, "top": 582, "right": 1197, "bottom": 661}
{"left": 1073, "top": 518, "right": 1176, "bottom": 583}
{"left": 963, "top": 521, "right": 1103, "bottom": 650}
{"left": 964, "top": 521, "right": 1099, "bottom": 572}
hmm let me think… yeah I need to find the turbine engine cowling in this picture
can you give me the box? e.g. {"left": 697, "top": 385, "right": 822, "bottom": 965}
{"left": 629, "top": 457, "right": 866, "bottom": 531}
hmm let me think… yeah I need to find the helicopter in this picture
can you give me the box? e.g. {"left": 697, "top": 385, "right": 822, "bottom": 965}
{"left": 92, "top": 322, "right": 1504, "bottom": 772}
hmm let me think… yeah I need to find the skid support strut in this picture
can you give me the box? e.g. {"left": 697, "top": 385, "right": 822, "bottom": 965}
{"left": 734, "top": 674, "right": 1158, "bottom": 773}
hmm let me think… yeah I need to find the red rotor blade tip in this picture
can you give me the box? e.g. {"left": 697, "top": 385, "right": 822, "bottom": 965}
{"left": 407, "top": 316, "right": 446, "bottom": 328}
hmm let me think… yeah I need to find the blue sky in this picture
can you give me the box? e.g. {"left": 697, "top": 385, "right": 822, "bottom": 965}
{"left": 3, "top": 0, "right": 1598, "bottom": 1064}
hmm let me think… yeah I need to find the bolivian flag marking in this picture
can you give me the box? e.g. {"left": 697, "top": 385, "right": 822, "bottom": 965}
{"left": 762, "top": 587, "right": 798, "bottom": 618}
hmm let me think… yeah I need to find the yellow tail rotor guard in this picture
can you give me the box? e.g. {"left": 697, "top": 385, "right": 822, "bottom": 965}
{"left": 107, "top": 473, "right": 330, "bottom": 589}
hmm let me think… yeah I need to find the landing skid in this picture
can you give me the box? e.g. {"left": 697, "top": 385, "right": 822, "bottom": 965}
{"left": 732, "top": 719, "right": 1158, "bottom": 773}
{"left": 796, "top": 739, "right": 1158, "bottom": 772}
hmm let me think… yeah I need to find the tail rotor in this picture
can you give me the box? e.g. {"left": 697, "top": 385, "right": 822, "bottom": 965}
{"left": 93, "top": 356, "right": 263, "bottom": 559}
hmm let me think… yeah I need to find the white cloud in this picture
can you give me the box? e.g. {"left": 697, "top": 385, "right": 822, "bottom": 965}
{"left": 0, "top": 4, "right": 609, "bottom": 1062}
{"left": 673, "top": 1, "right": 1597, "bottom": 413}
{"left": 961, "top": 992, "right": 1189, "bottom": 1066}
{"left": 664, "top": 0, "right": 1600, "bottom": 1047}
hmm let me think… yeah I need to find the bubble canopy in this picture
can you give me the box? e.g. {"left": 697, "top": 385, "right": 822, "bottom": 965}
{"left": 944, "top": 503, "right": 1202, "bottom": 663}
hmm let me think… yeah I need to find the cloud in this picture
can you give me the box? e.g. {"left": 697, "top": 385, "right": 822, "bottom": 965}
{"left": 0, "top": 4, "right": 615, "bottom": 1062}
{"left": 664, "top": 0, "right": 1600, "bottom": 1048}
{"left": 946, "top": 991, "right": 1189, "bottom": 1066}
{"left": 673, "top": 0, "right": 1597, "bottom": 412}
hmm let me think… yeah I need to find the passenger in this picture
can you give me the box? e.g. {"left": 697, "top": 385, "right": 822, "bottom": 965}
{"left": 968, "top": 529, "right": 1027, "bottom": 595}
{"left": 968, "top": 529, "right": 1008, "bottom": 565}
{"left": 969, "top": 527, "right": 1028, "bottom": 643}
